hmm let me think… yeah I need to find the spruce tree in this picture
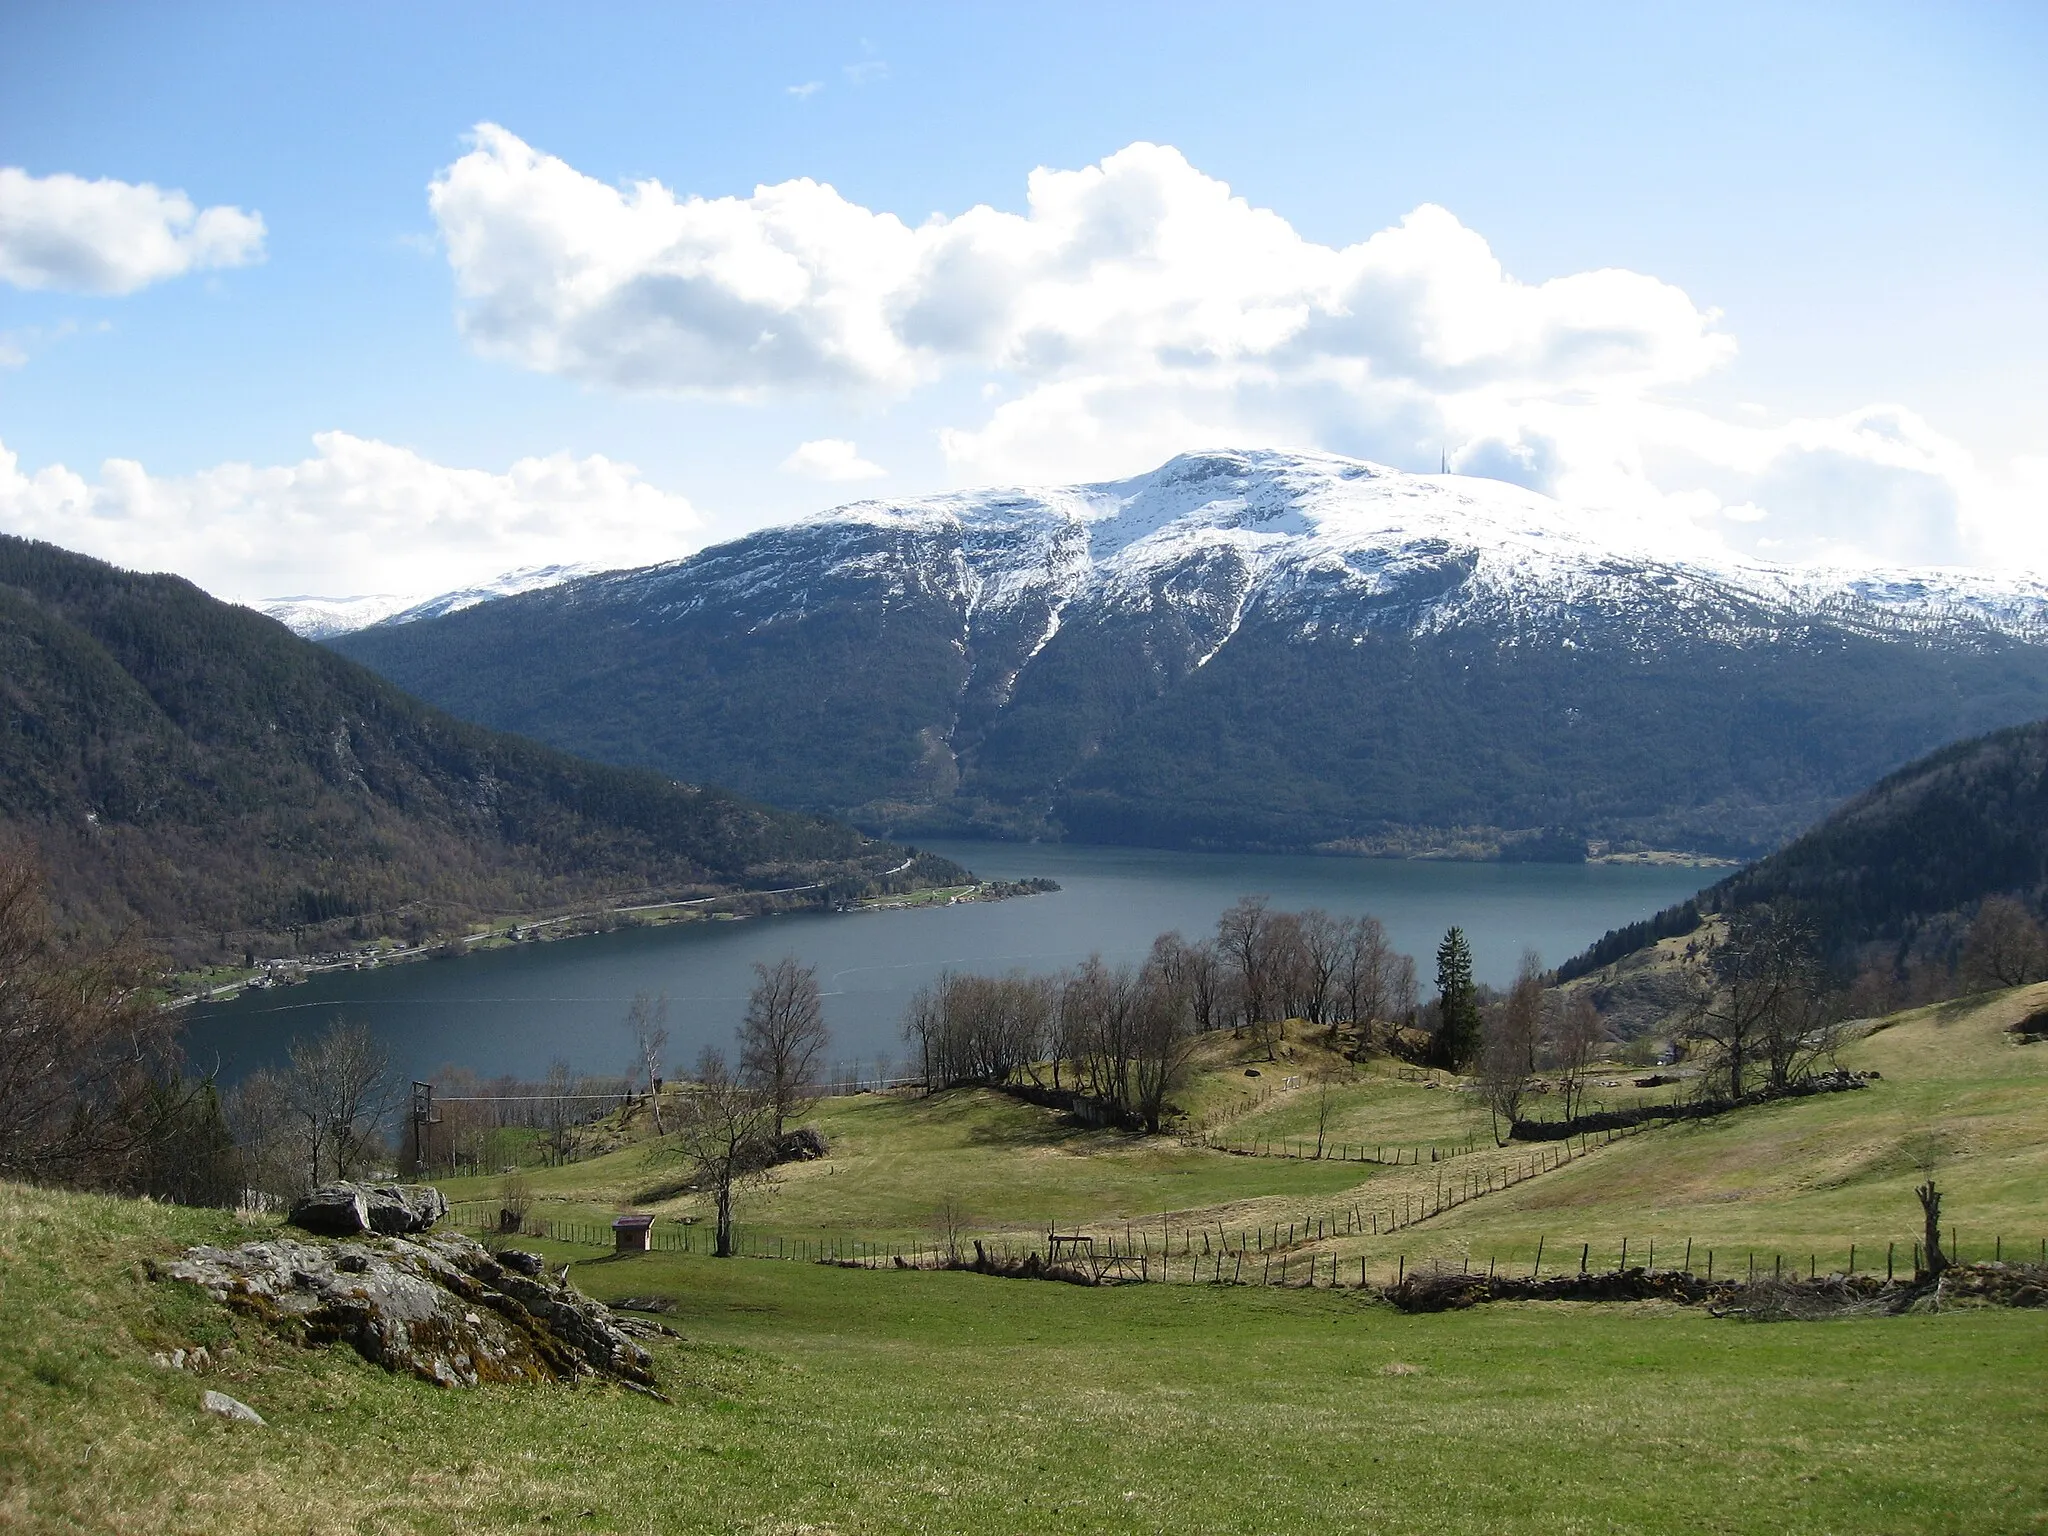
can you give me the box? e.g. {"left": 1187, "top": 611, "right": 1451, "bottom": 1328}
{"left": 1432, "top": 926, "right": 1482, "bottom": 1071}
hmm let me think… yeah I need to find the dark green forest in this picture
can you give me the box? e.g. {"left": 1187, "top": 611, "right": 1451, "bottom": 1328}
{"left": 1560, "top": 715, "right": 2048, "bottom": 982}
{"left": 0, "top": 537, "right": 954, "bottom": 964}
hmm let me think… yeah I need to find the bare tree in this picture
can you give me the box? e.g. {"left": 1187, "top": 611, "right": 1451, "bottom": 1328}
{"left": 931, "top": 1195, "right": 972, "bottom": 1265}
{"left": 1477, "top": 1004, "right": 1532, "bottom": 1145}
{"left": 1181, "top": 938, "right": 1229, "bottom": 1037}
{"left": 1961, "top": 895, "right": 2047, "bottom": 992}
{"left": 1294, "top": 909, "right": 1346, "bottom": 1036}
{"left": 626, "top": 992, "right": 670, "bottom": 1134}
{"left": 1216, "top": 895, "right": 1275, "bottom": 1046}
{"left": 1130, "top": 943, "right": 1200, "bottom": 1134}
{"left": 0, "top": 849, "right": 178, "bottom": 1189}
{"left": 498, "top": 1167, "right": 534, "bottom": 1233}
{"left": 673, "top": 1048, "right": 775, "bottom": 1257}
{"left": 1552, "top": 994, "right": 1602, "bottom": 1122}
{"left": 1336, "top": 914, "right": 1398, "bottom": 1053}
{"left": 1501, "top": 950, "right": 1547, "bottom": 1075}
{"left": 739, "top": 956, "right": 830, "bottom": 1140}
{"left": 1684, "top": 910, "right": 1833, "bottom": 1100}
{"left": 279, "top": 1019, "right": 395, "bottom": 1188}
{"left": 905, "top": 969, "right": 1050, "bottom": 1090}
{"left": 1312, "top": 1069, "right": 1342, "bottom": 1158}
{"left": 223, "top": 1068, "right": 297, "bottom": 1202}
{"left": 540, "top": 1058, "right": 577, "bottom": 1166}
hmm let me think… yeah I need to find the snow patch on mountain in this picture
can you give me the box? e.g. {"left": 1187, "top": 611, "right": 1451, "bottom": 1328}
{"left": 781, "top": 448, "right": 2048, "bottom": 652}
{"left": 258, "top": 563, "right": 594, "bottom": 638}
{"left": 282, "top": 449, "right": 2048, "bottom": 656}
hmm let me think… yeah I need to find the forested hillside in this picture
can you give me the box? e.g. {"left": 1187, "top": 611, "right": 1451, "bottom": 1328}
{"left": 1561, "top": 715, "right": 2048, "bottom": 988}
{"left": 0, "top": 536, "right": 954, "bottom": 964}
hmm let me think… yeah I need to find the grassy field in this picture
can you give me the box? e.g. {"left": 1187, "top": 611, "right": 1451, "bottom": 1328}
{"left": 5, "top": 986, "right": 2045, "bottom": 1532}
{"left": 3, "top": 1181, "right": 2044, "bottom": 1535}
{"left": 442, "top": 986, "right": 2048, "bottom": 1278}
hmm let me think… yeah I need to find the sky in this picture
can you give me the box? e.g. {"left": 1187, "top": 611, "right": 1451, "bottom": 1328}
{"left": 0, "top": 1, "right": 2043, "bottom": 602}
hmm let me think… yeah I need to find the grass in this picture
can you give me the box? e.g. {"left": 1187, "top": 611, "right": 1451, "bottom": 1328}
{"left": 5, "top": 988, "right": 2048, "bottom": 1531}
{"left": 2, "top": 1181, "right": 2044, "bottom": 1535}
{"left": 439, "top": 988, "right": 2048, "bottom": 1276}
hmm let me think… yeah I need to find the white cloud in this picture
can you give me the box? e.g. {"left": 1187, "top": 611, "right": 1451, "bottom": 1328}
{"left": 781, "top": 438, "right": 886, "bottom": 481}
{"left": 0, "top": 432, "right": 701, "bottom": 602}
{"left": 787, "top": 81, "right": 823, "bottom": 99}
{"left": 429, "top": 127, "right": 2046, "bottom": 570}
{"left": 0, "top": 167, "right": 265, "bottom": 294}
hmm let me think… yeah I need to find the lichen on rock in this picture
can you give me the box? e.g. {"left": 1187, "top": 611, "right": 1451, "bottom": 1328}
{"left": 155, "top": 1232, "right": 662, "bottom": 1395}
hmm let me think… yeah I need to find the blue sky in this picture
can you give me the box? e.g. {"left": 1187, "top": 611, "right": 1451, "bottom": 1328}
{"left": 1, "top": 1, "right": 2043, "bottom": 599}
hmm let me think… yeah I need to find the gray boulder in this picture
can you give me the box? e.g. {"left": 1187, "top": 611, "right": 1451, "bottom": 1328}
{"left": 156, "top": 1232, "right": 660, "bottom": 1394}
{"left": 364, "top": 1182, "right": 449, "bottom": 1234}
{"left": 288, "top": 1182, "right": 447, "bottom": 1236}
{"left": 201, "top": 1389, "right": 265, "bottom": 1425}
{"left": 287, "top": 1184, "right": 372, "bottom": 1235}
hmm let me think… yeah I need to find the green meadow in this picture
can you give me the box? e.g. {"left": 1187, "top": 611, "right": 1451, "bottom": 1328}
{"left": 3, "top": 985, "right": 2045, "bottom": 1532}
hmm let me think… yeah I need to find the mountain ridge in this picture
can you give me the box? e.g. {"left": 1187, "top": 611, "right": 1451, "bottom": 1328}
{"left": 331, "top": 449, "right": 2048, "bottom": 858}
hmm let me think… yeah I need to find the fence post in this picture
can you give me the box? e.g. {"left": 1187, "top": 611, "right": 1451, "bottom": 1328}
{"left": 1532, "top": 1236, "right": 1544, "bottom": 1277}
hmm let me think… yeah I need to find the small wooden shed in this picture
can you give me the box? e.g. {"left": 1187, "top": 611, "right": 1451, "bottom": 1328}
{"left": 612, "top": 1213, "right": 655, "bottom": 1253}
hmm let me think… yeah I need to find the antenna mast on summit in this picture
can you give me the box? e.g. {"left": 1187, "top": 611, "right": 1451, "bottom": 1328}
{"left": 1440, "top": 446, "right": 1447, "bottom": 474}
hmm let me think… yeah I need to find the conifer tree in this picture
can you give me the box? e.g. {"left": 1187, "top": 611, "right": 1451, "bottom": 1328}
{"left": 1431, "top": 926, "right": 1482, "bottom": 1071}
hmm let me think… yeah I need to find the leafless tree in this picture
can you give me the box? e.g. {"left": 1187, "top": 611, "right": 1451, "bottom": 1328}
{"left": 739, "top": 956, "right": 830, "bottom": 1140}
{"left": 0, "top": 849, "right": 178, "bottom": 1188}
{"left": 1311, "top": 1069, "right": 1343, "bottom": 1158}
{"left": 673, "top": 1048, "right": 775, "bottom": 1257}
{"left": 280, "top": 1019, "right": 395, "bottom": 1188}
{"left": 1129, "top": 942, "right": 1200, "bottom": 1134}
{"left": 1500, "top": 950, "right": 1548, "bottom": 1075}
{"left": 1182, "top": 938, "right": 1230, "bottom": 1036}
{"left": 540, "top": 1058, "right": 578, "bottom": 1165}
{"left": 1552, "top": 994, "right": 1603, "bottom": 1122}
{"left": 1961, "top": 895, "right": 2047, "bottom": 992}
{"left": 1683, "top": 910, "right": 1834, "bottom": 1100}
{"left": 1477, "top": 1005, "right": 1532, "bottom": 1145}
{"left": 499, "top": 1166, "right": 534, "bottom": 1233}
{"left": 931, "top": 1194, "right": 972, "bottom": 1265}
{"left": 626, "top": 992, "right": 670, "bottom": 1133}
{"left": 1335, "top": 915, "right": 1388, "bottom": 1049}
{"left": 223, "top": 1068, "right": 297, "bottom": 1201}
{"left": 905, "top": 969, "right": 1050, "bottom": 1089}
{"left": 1292, "top": 909, "right": 1347, "bottom": 1035}
{"left": 1216, "top": 895, "right": 1276, "bottom": 1047}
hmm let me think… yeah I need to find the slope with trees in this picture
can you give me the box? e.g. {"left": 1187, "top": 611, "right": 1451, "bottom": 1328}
{"left": 0, "top": 535, "right": 959, "bottom": 964}
{"left": 1561, "top": 714, "right": 2048, "bottom": 1009}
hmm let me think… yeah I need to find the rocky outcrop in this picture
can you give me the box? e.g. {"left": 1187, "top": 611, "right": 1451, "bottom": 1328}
{"left": 156, "top": 1232, "right": 660, "bottom": 1394}
{"left": 288, "top": 1182, "right": 449, "bottom": 1236}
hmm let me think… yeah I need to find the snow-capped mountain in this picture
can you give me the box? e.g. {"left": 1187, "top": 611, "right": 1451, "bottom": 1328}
{"left": 257, "top": 564, "right": 592, "bottom": 639}
{"left": 333, "top": 450, "right": 2048, "bottom": 859}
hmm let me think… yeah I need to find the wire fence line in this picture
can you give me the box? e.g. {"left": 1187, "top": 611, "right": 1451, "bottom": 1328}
{"left": 445, "top": 1202, "right": 2048, "bottom": 1291}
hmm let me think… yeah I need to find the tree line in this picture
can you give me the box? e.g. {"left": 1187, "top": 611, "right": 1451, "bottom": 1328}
{"left": 903, "top": 898, "right": 1425, "bottom": 1132}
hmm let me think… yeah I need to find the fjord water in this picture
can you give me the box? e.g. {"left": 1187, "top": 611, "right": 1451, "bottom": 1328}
{"left": 181, "top": 841, "right": 1709, "bottom": 1086}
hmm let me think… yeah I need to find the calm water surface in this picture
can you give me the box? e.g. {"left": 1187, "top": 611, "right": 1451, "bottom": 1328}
{"left": 182, "top": 841, "right": 1709, "bottom": 1085}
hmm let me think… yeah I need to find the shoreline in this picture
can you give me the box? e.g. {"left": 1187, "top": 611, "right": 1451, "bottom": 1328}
{"left": 162, "top": 875, "right": 1059, "bottom": 1010}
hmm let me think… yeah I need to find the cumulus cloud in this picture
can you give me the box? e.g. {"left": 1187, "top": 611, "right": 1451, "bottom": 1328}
{"left": 0, "top": 432, "right": 700, "bottom": 601}
{"left": 429, "top": 127, "right": 2044, "bottom": 570}
{"left": 0, "top": 167, "right": 265, "bottom": 294}
{"left": 780, "top": 438, "right": 886, "bottom": 481}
